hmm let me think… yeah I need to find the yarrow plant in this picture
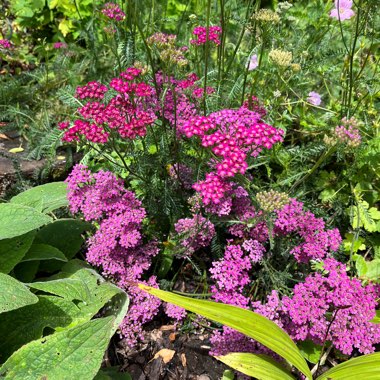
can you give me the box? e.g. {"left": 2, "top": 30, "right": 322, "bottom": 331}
{"left": 53, "top": 42, "right": 68, "bottom": 49}
{"left": 190, "top": 26, "right": 222, "bottom": 46}
{"left": 102, "top": 2, "right": 126, "bottom": 21}
{"left": 0, "top": 39, "right": 12, "bottom": 50}
{"left": 65, "top": 165, "right": 161, "bottom": 345}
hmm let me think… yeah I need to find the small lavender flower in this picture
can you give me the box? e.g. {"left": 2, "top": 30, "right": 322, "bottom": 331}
{"left": 330, "top": 0, "right": 355, "bottom": 21}
{"left": 248, "top": 54, "right": 258, "bottom": 71}
{"left": 307, "top": 91, "right": 322, "bottom": 106}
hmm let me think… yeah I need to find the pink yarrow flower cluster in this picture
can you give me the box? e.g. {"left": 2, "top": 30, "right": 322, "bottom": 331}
{"left": 174, "top": 214, "right": 216, "bottom": 255}
{"left": 282, "top": 258, "right": 380, "bottom": 355}
{"left": 59, "top": 68, "right": 156, "bottom": 143}
{"left": 0, "top": 39, "right": 12, "bottom": 50}
{"left": 75, "top": 81, "right": 108, "bottom": 99}
{"left": 180, "top": 105, "right": 284, "bottom": 205}
{"left": 334, "top": 124, "right": 361, "bottom": 147}
{"left": 211, "top": 257, "right": 380, "bottom": 357}
{"left": 330, "top": 0, "right": 355, "bottom": 21}
{"left": 210, "top": 241, "right": 266, "bottom": 308}
{"left": 274, "top": 198, "right": 342, "bottom": 263}
{"left": 65, "top": 165, "right": 160, "bottom": 346}
{"left": 53, "top": 42, "right": 68, "bottom": 49}
{"left": 190, "top": 26, "right": 222, "bottom": 46}
{"left": 102, "top": 2, "right": 126, "bottom": 21}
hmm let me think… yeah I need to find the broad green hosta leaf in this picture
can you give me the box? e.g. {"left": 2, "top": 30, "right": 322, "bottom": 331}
{"left": 0, "top": 204, "right": 52, "bottom": 240}
{"left": 316, "top": 352, "right": 380, "bottom": 380}
{"left": 0, "top": 317, "right": 114, "bottom": 380}
{"left": 22, "top": 243, "right": 67, "bottom": 262}
{"left": 10, "top": 182, "right": 68, "bottom": 213}
{"left": 30, "top": 260, "right": 125, "bottom": 329}
{"left": 36, "top": 219, "right": 92, "bottom": 259}
{"left": 0, "top": 296, "right": 77, "bottom": 362}
{"left": 29, "top": 278, "right": 90, "bottom": 302}
{"left": 0, "top": 231, "right": 35, "bottom": 274}
{"left": 0, "top": 261, "right": 129, "bottom": 362}
{"left": 0, "top": 273, "right": 38, "bottom": 314}
{"left": 139, "top": 285, "right": 312, "bottom": 379}
{"left": 216, "top": 353, "right": 295, "bottom": 380}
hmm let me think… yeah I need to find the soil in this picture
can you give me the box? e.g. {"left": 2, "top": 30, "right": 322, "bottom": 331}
{"left": 114, "top": 326, "right": 227, "bottom": 380}
{"left": 0, "top": 129, "right": 77, "bottom": 197}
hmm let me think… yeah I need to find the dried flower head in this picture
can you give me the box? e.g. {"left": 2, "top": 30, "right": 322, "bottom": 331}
{"left": 269, "top": 49, "right": 293, "bottom": 67}
{"left": 253, "top": 9, "right": 280, "bottom": 24}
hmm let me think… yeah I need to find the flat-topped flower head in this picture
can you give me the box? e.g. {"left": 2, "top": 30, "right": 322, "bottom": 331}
{"left": 102, "top": 2, "right": 126, "bottom": 21}
{"left": 190, "top": 26, "right": 222, "bottom": 46}
{"left": 0, "top": 39, "right": 12, "bottom": 50}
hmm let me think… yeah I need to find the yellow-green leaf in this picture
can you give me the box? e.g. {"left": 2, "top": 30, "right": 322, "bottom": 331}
{"left": 216, "top": 352, "right": 295, "bottom": 380}
{"left": 58, "top": 18, "right": 74, "bottom": 36}
{"left": 316, "top": 352, "right": 380, "bottom": 380}
{"left": 8, "top": 147, "right": 24, "bottom": 154}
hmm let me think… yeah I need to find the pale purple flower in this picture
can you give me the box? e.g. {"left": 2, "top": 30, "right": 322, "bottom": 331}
{"left": 248, "top": 54, "right": 258, "bottom": 71}
{"left": 307, "top": 91, "right": 322, "bottom": 106}
{"left": 330, "top": 0, "right": 355, "bottom": 21}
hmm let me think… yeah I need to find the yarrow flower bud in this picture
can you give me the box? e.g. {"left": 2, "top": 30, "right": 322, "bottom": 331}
{"left": 253, "top": 9, "right": 280, "bottom": 24}
{"left": 147, "top": 32, "right": 177, "bottom": 48}
{"left": 256, "top": 190, "right": 290, "bottom": 212}
{"left": 333, "top": 124, "right": 361, "bottom": 147}
{"left": 269, "top": 49, "right": 293, "bottom": 67}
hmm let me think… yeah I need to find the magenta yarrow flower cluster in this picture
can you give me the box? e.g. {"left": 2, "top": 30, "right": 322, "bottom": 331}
{"left": 210, "top": 241, "right": 265, "bottom": 308}
{"left": 53, "top": 42, "right": 68, "bottom": 49}
{"left": 211, "top": 256, "right": 380, "bottom": 357}
{"left": 65, "top": 165, "right": 161, "bottom": 345}
{"left": 59, "top": 68, "right": 156, "bottom": 143}
{"left": 75, "top": 81, "right": 108, "bottom": 99}
{"left": 274, "top": 198, "right": 342, "bottom": 263}
{"left": 333, "top": 124, "right": 361, "bottom": 148}
{"left": 0, "top": 39, "right": 12, "bottom": 50}
{"left": 281, "top": 258, "right": 380, "bottom": 354}
{"left": 102, "top": 2, "right": 126, "bottom": 21}
{"left": 330, "top": 0, "right": 355, "bottom": 21}
{"left": 180, "top": 106, "right": 284, "bottom": 205}
{"left": 190, "top": 26, "right": 222, "bottom": 46}
{"left": 174, "top": 214, "right": 216, "bottom": 255}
